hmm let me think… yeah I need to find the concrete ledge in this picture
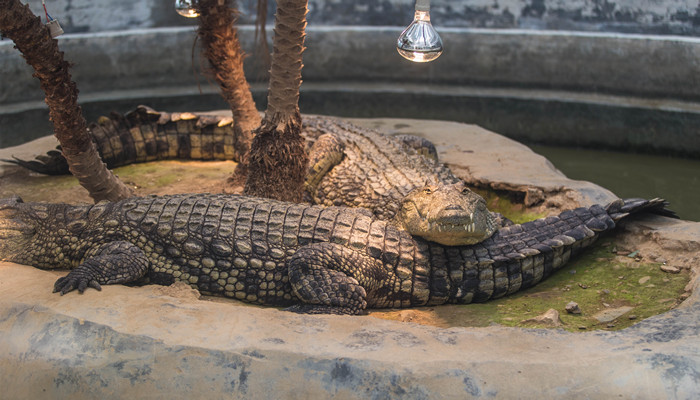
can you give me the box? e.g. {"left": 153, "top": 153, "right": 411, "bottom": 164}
{"left": 1, "top": 262, "right": 699, "bottom": 399}
{"left": 1, "top": 118, "right": 699, "bottom": 398}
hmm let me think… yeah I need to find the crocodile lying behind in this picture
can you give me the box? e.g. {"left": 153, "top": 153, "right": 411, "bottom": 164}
{"left": 4, "top": 106, "right": 498, "bottom": 245}
{"left": 0, "top": 191, "right": 674, "bottom": 315}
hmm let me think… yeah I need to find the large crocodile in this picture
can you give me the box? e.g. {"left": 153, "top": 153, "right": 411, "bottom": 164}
{"left": 4, "top": 106, "right": 499, "bottom": 245}
{"left": 0, "top": 191, "right": 674, "bottom": 315}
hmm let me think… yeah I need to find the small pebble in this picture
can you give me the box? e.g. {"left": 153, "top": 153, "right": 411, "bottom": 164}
{"left": 606, "top": 323, "right": 616, "bottom": 328}
{"left": 628, "top": 315, "right": 638, "bottom": 320}
{"left": 656, "top": 257, "right": 668, "bottom": 264}
{"left": 638, "top": 276, "right": 651, "bottom": 285}
{"left": 565, "top": 301, "right": 581, "bottom": 314}
{"left": 601, "top": 289, "right": 610, "bottom": 295}
{"left": 578, "top": 283, "right": 588, "bottom": 289}
{"left": 578, "top": 326, "right": 587, "bottom": 330}
{"left": 660, "top": 265, "right": 681, "bottom": 274}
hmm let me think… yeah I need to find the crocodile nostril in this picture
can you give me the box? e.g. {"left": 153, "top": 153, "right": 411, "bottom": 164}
{"left": 443, "top": 205, "right": 464, "bottom": 211}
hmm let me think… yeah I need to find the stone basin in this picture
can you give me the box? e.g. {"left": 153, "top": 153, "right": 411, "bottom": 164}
{"left": 1, "top": 117, "right": 699, "bottom": 398}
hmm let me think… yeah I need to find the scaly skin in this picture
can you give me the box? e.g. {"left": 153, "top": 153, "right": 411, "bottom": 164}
{"left": 0, "top": 193, "right": 672, "bottom": 315}
{"left": 5, "top": 106, "right": 498, "bottom": 245}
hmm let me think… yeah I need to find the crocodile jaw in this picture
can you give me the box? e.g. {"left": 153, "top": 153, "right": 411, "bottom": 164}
{"left": 420, "top": 207, "right": 497, "bottom": 246}
{"left": 397, "top": 184, "right": 497, "bottom": 246}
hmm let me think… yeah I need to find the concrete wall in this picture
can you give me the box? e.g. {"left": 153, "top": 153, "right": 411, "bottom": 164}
{"left": 17, "top": 0, "right": 700, "bottom": 35}
{"left": 2, "top": 1, "right": 699, "bottom": 155}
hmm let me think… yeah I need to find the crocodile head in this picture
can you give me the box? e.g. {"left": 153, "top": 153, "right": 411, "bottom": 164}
{"left": 397, "top": 183, "right": 497, "bottom": 246}
{"left": 0, "top": 196, "right": 36, "bottom": 261}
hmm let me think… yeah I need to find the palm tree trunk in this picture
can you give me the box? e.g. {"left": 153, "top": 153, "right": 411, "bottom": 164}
{"left": 244, "top": 0, "right": 309, "bottom": 202}
{"left": 0, "top": 0, "right": 132, "bottom": 202}
{"left": 197, "top": 0, "right": 261, "bottom": 163}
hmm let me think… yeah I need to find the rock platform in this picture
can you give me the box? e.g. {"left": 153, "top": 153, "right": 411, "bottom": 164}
{"left": 1, "top": 117, "right": 699, "bottom": 399}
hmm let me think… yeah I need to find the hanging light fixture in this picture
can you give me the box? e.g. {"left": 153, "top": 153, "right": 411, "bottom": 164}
{"left": 397, "top": 0, "right": 443, "bottom": 62}
{"left": 41, "top": 0, "right": 64, "bottom": 38}
{"left": 175, "top": 0, "right": 200, "bottom": 18}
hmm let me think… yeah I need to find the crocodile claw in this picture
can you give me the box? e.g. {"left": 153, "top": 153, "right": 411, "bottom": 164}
{"left": 53, "top": 274, "right": 102, "bottom": 295}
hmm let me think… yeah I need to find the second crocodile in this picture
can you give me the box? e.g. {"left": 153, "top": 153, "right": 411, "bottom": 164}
{"left": 5, "top": 107, "right": 499, "bottom": 245}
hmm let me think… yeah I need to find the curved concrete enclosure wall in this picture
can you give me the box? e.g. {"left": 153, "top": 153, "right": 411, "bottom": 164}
{"left": 2, "top": 25, "right": 700, "bottom": 156}
{"left": 2, "top": 1, "right": 700, "bottom": 154}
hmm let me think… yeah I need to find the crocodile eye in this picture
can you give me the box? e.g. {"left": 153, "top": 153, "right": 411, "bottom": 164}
{"left": 424, "top": 188, "right": 432, "bottom": 195}
{"left": 462, "top": 188, "right": 470, "bottom": 195}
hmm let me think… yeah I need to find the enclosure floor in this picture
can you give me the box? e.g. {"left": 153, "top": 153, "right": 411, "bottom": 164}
{"left": 1, "top": 116, "right": 699, "bottom": 398}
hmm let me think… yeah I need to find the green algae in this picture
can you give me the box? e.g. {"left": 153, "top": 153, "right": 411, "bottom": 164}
{"left": 473, "top": 188, "right": 546, "bottom": 224}
{"left": 372, "top": 188, "right": 689, "bottom": 331}
{"left": 0, "top": 160, "right": 237, "bottom": 204}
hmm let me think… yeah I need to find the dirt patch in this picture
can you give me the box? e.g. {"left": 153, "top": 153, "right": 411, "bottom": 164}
{"left": 0, "top": 160, "right": 238, "bottom": 204}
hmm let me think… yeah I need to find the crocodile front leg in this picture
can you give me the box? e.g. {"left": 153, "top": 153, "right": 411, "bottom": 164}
{"left": 304, "top": 133, "right": 345, "bottom": 200}
{"left": 287, "top": 242, "right": 387, "bottom": 315}
{"left": 53, "top": 241, "right": 149, "bottom": 295}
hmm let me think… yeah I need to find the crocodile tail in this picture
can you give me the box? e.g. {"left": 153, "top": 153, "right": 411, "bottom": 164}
{"left": 4, "top": 106, "right": 239, "bottom": 175}
{"left": 90, "top": 106, "right": 238, "bottom": 168}
{"left": 606, "top": 198, "right": 679, "bottom": 221}
{"left": 1, "top": 149, "right": 69, "bottom": 175}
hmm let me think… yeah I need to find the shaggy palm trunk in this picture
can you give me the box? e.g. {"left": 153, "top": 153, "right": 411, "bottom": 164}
{"left": 0, "top": 0, "right": 132, "bottom": 202}
{"left": 244, "top": 0, "right": 309, "bottom": 202}
{"left": 197, "top": 0, "right": 261, "bottom": 164}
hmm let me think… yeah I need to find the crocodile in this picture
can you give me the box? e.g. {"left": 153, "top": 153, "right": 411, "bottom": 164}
{"left": 4, "top": 106, "right": 499, "bottom": 245}
{"left": 0, "top": 191, "right": 675, "bottom": 315}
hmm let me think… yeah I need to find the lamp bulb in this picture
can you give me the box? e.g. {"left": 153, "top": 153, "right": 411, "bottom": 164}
{"left": 175, "top": 0, "right": 200, "bottom": 18}
{"left": 397, "top": 9, "right": 443, "bottom": 63}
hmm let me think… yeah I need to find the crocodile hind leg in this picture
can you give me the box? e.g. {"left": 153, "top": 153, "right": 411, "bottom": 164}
{"left": 287, "top": 242, "right": 386, "bottom": 315}
{"left": 394, "top": 134, "right": 439, "bottom": 162}
{"left": 53, "top": 241, "right": 149, "bottom": 295}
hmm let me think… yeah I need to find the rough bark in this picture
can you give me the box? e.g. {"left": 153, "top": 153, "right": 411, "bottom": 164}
{"left": 197, "top": 0, "right": 261, "bottom": 163}
{"left": 0, "top": 0, "right": 132, "bottom": 202}
{"left": 244, "top": 0, "right": 309, "bottom": 202}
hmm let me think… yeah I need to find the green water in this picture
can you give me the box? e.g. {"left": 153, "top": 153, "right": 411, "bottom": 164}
{"left": 530, "top": 145, "right": 700, "bottom": 222}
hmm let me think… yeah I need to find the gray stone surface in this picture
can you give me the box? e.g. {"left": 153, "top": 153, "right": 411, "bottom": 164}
{"left": 1, "top": 117, "right": 699, "bottom": 399}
